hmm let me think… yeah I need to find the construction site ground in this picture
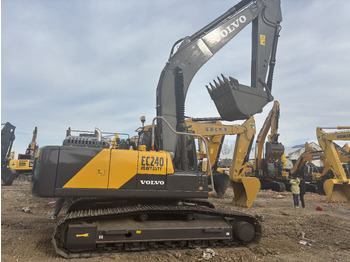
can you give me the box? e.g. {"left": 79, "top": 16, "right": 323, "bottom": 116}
{"left": 1, "top": 180, "right": 350, "bottom": 262}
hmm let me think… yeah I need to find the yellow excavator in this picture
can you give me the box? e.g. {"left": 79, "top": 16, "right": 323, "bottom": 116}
{"left": 316, "top": 126, "right": 350, "bottom": 202}
{"left": 289, "top": 142, "right": 323, "bottom": 192}
{"left": 185, "top": 117, "right": 260, "bottom": 207}
{"left": 32, "top": 0, "right": 282, "bottom": 257}
{"left": 252, "top": 101, "right": 286, "bottom": 191}
{"left": 290, "top": 142, "right": 350, "bottom": 194}
{"left": 8, "top": 126, "right": 38, "bottom": 181}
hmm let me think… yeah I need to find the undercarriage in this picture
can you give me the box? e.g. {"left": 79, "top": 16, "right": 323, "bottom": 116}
{"left": 54, "top": 199, "right": 262, "bottom": 258}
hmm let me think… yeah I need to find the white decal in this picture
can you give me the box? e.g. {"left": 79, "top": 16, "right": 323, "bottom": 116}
{"left": 140, "top": 180, "right": 165, "bottom": 186}
{"left": 220, "top": 16, "right": 247, "bottom": 38}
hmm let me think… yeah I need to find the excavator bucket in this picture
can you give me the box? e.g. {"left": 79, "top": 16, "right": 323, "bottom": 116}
{"left": 213, "top": 172, "right": 229, "bottom": 197}
{"left": 265, "top": 142, "right": 284, "bottom": 160}
{"left": 1, "top": 167, "right": 17, "bottom": 186}
{"left": 231, "top": 177, "right": 261, "bottom": 208}
{"left": 323, "top": 179, "right": 350, "bottom": 202}
{"left": 207, "top": 75, "right": 272, "bottom": 121}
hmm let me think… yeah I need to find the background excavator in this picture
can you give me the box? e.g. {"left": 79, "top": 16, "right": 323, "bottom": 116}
{"left": 316, "top": 126, "right": 350, "bottom": 202}
{"left": 8, "top": 127, "right": 39, "bottom": 181}
{"left": 289, "top": 142, "right": 350, "bottom": 194}
{"left": 252, "top": 101, "right": 286, "bottom": 192}
{"left": 1, "top": 122, "right": 17, "bottom": 185}
{"left": 31, "top": 0, "right": 282, "bottom": 257}
{"left": 289, "top": 142, "right": 323, "bottom": 193}
{"left": 186, "top": 117, "right": 259, "bottom": 207}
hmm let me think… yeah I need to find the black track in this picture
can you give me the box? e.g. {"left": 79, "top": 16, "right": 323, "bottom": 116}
{"left": 53, "top": 200, "right": 262, "bottom": 258}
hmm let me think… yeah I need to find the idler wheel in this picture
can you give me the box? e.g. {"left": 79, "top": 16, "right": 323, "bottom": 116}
{"left": 232, "top": 221, "right": 255, "bottom": 242}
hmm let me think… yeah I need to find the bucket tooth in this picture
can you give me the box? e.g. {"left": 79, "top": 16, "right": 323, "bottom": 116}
{"left": 213, "top": 80, "right": 220, "bottom": 88}
{"left": 209, "top": 82, "right": 216, "bottom": 91}
{"left": 221, "top": 74, "right": 229, "bottom": 83}
{"left": 206, "top": 85, "right": 211, "bottom": 92}
{"left": 218, "top": 77, "right": 224, "bottom": 85}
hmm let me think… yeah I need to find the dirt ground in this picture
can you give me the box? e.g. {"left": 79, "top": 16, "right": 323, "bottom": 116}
{"left": 1, "top": 180, "right": 350, "bottom": 262}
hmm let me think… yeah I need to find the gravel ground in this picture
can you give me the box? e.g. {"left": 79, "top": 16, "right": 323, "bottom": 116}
{"left": 2, "top": 180, "right": 350, "bottom": 262}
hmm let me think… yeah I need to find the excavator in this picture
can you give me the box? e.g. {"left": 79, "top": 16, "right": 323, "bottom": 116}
{"left": 252, "top": 101, "right": 286, "bottom": 192}
{"left": 1, "top": 122, "right": 17, "bottom": 186}
{"left": 289, "top": 142, "right": 324, "bottom": 193}
{"left": 8, "top": 127, "right": 39, "bottom": 181}
{"left": 31, "top": 0, "right": 282, "bottom": 258}
{"left": 289, "top": 142, "right": 350, "bottom": 194}
{"left": 316, "top": 126, "right": 350, "bottom": 202}
{"left": 185, "top": 117, "right": 259, "bottom": 207}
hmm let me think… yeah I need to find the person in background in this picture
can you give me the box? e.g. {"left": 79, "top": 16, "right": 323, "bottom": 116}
{"left": 290, "top": 176, "right": 300, "bottom": 208}
{"left": 299, "top": 176, "right": 306, "bottom": 208}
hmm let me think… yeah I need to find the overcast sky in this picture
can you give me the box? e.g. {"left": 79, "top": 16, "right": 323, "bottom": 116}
{"left": 2, "top": 0, "right": 350, "bottom": 155}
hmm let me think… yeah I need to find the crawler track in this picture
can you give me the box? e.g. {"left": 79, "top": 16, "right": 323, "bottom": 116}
{"left": 54, "top": 200, "right": 262, "bottom": 258}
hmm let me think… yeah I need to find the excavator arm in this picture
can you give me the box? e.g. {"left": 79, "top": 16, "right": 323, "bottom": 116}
{"left": 254, "top": 101, "right": 284, "bottom": 172}
{"left": 156, "top": 0, "right": 282, "bottom": 158}
{"left": 228, "top": 117, "right": 260, "bottom": 207}
{"left": 316, "top": 126, "right": 350, "bottom": 202}
{"left": 185, "top": 117, "right": 258, "bottom": 200}
{"left": 25, "top": 127, "right": 38, "bottom": 156}
{"left": 184, "top": 117, "right": 259, "bottom": 206}
{"left": 1, "top": 122, "right": 17, "bottom": 185}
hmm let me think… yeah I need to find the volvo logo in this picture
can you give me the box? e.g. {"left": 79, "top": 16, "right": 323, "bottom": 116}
{"left": 221, "top": 16, "right": 247, "bottom": 38}
{"left": 140, "top": 180, "right": 165, "bottom": 186}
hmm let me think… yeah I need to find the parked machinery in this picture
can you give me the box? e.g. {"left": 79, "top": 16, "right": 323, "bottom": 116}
{"left": 186, "top": 117, "right": 259, "bottom": 207}
{"left": 289, "top": 143, "right": 326, "bottom": 192}
{"left": 252, "top": 101, "right": 286, "bottom": 192}
{"left": 343, "top": 143, "right": 350, "bottom": 153}
{"left": 1, "top": 122, "right": 17, "bottom": 185}
{"left": 289, "top": 142, "right": 350, "bottom": 194}
{"left": 8, "top": 127, "right": 38, "bottom": 181}
{"left": 316, "top": 126, "right": 350, "bottom": 202}
{"left": 32, "top": 0, "right": 282, "bottom": 257}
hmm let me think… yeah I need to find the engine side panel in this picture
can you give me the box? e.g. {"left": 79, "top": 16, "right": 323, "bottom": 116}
{"left": 32, "top": 146, "right": 209, "bottom": 199}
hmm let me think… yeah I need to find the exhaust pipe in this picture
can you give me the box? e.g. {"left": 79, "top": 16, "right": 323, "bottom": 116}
{"left": 95, "top": 128, "right": 102, "bottom": 142}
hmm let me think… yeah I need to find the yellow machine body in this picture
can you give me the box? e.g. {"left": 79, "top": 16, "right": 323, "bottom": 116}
{"left": 63, "top": 149, "right": 174, "bottom": 189}
{"left": 8, "top": 159, "right": 33, "bottom": 172}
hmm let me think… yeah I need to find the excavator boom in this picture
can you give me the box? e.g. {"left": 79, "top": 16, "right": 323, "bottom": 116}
{"left": 156, "top": 0, "right": 282, "bottom": 157}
